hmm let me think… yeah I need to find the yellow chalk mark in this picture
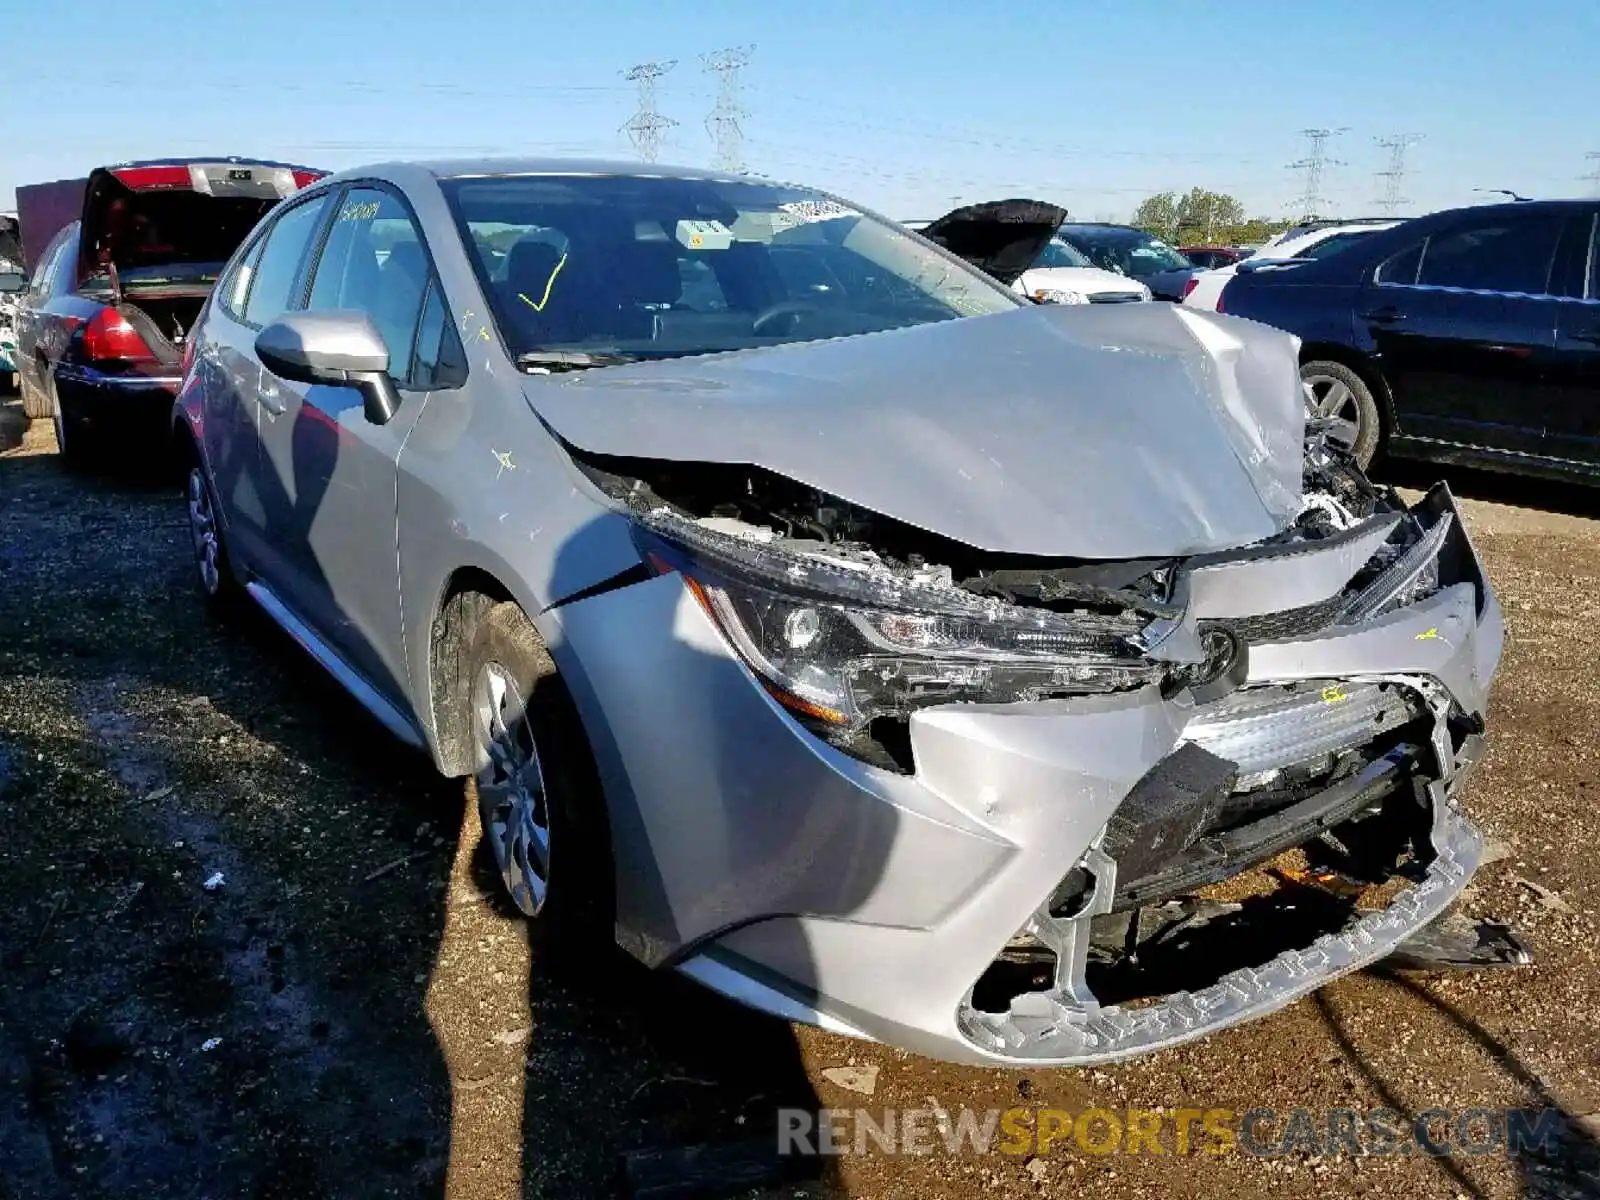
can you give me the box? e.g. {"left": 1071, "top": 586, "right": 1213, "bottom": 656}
{"left": 1320, "top": 684, "right": 1349, "bottom": 704}
{"left": 516, "top": 253, "right": 568, "bottom": 313}
{"left": 1415, "top": 627, "right": 1441, "bottom": 641}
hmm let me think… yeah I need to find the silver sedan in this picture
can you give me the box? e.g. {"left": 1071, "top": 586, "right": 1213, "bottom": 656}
{"left": 174, "top": 159, "right": 1504, "bottom": 1066}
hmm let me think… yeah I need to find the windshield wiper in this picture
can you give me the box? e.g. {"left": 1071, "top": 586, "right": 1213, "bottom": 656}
{"left": 515, "top": 350, "right": 638, "bottom": 373}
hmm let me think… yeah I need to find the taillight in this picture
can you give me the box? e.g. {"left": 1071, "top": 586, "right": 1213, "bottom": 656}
{"left": 291, "top": 169, "right": 326, "bottom": 191}
{"left": 110, "top": 164, "right": 193, "bottom": 191}
{"left": 83, "top": 308, "right": 157, "bottom": 362}
{"left": 1215, "top": 287, "right": 1226, "bottom": 314}
{"left": 1181, "top": 277, "right": 1200, "bottom": 300}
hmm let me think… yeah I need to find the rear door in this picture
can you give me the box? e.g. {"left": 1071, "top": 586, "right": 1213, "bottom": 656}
{"left": 13, "top": 227, "right": 75, "bottom": 398}
{"left": 1549, "top": 210, "right": 1600, "bottom": 467}
{"left": 207, "top": 189, "right": 337, "bottom": 575}
{"left": 1359, "top": 210, "right": 1566, "bottom": 457}
{"left": 258, "top": 184, "right": 452, "bottom": 706}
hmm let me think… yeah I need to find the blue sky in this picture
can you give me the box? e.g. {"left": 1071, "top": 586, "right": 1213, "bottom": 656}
{"left": 4, "top": 0, "right": 1597, "bottom": 222}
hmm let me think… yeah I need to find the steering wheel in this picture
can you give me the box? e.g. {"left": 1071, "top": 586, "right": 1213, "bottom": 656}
{"left": 750, "top": 299, "right": 819, "bottom": 336}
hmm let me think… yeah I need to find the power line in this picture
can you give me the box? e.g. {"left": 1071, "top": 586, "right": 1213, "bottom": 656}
{"left": 1288, "top": 127, "right": 1347, "bottom": 220}
{"left": 702, "top": 46, "right": 754, "bottom": 173}
{"left": 1374, "top": 133, "right": 1424, "bottom": 216}
{"left": 622, "top": 61, "right": 677, "bottom": 163}
{"left": 1585, "top": 151, "right": 1600, "bottom": 196}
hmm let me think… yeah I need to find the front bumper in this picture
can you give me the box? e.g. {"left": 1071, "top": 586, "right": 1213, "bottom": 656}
{"left": 556, "top": 484, "right": 1503, "bottom": 1066}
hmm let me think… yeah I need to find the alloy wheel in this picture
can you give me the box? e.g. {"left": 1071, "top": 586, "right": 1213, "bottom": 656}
{"left": 473, "top": 662, "right": 551, "bottom": 917}
{"left": 1303, "top": 372, "right": 1362, "bottom": 453}
{"left": 187, "top": 468, "right": 222, "bottom": 596}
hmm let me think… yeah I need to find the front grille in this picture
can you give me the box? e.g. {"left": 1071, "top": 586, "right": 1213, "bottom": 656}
{"left": 1088, "top": 291, "right": 1146, "bottom": 304}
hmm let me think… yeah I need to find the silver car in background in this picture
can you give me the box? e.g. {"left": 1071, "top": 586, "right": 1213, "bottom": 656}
{"left": 175, "top": 160, "right": 1503, "bottom": 1066}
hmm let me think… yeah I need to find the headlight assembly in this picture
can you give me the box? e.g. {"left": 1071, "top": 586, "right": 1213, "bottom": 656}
{"left": 633, "top": 513, "right": 1166, "bottom": 742}
{"left": 1031, "top": 287, "right": 1088, "bottom": 305}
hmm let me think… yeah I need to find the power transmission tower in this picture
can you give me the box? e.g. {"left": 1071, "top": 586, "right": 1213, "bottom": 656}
{"left": 1289, "top": 127, "right": 1347, "bottom": 220}
{"left": 622, "top": 60, "right": 677, "bottom": 163}
{"left": 1585, "top": 151, "right": 1600, "bottom": 196}
{"left": 1374, "top": 133, "right": 1424, "bottom": 215}
{"left": 702, "top": 46, "right": 754, "bottom": 173}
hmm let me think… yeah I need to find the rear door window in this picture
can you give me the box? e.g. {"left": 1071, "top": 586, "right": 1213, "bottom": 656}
{"left": 304, "top": 187, "right": 432, "bottom": 381}
{"left": 1414, "top": 214, "right": 1565, "bottom": 295}
{"left": 218, "top": 231, "right": 269, "bottom": 319}
{"left": 241, "top": 193, "right": 334, "bottom": 326}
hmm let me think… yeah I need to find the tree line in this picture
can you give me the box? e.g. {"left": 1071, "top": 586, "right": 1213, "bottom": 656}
{"left": 1130, "top": 188, "right": 1298, "bottom": 247}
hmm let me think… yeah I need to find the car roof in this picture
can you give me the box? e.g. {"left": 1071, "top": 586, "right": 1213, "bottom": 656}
{"left": 406, "top": 157, "right": 764, "bottom": 185}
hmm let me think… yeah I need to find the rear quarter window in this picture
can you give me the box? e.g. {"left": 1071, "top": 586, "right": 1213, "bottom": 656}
{"left": 1376, "top": 241, "right": 1424, "bottom": 285}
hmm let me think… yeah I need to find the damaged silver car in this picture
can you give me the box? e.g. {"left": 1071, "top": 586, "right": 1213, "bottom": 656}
{"left": 175, "top": 160, "right": 1504, "bottom": 1066}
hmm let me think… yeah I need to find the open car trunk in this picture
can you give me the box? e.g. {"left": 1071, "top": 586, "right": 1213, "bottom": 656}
{"left": 917, "top": 199, "right": 1068, "bottom": 286}
{"left": 72, "top": 160, "right": 325, "bottom": 366}
{"left": 114, "top": 295, "right": 209, "bottom": 366}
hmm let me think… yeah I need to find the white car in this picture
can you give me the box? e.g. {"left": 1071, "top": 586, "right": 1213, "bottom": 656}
{"left": 1016, "top": 237, "right": 1151, "bottom": 305}
{"left": 1183, "top": 219, "right": 1400, "bottom": 312}
{"left": 906, "top": 201, "right": 1150, "bottom": 306}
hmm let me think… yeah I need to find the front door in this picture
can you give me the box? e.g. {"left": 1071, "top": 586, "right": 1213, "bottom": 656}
{"left": 256, "top": 186, "right": 438, "bottom": 707}
{"left": 1363, "top": 211, "right": 1566, "bottom": 459}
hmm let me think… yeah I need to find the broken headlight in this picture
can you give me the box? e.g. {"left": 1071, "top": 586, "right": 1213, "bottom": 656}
{"left": 1340, "top": 510, "right": 1453, "bottom": 624}
{"left": 634, "top": 515, "right": 1166, "bottom": 738}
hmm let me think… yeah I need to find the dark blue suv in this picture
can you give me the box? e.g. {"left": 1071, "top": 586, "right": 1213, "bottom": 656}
{"left": 1220, "top": 199, "right": 1600, "bottom": 480}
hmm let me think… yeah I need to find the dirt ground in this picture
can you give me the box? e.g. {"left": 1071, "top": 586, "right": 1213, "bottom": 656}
{"left": 2, "top": 400, "right": 1599, "bottom": 1200}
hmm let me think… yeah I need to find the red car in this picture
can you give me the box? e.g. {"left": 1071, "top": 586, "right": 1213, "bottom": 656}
{"left": 13, "top": 158, "right": 324, "bottom": 465}
{"left": 1179, "top": 245, "right": 1250, "bottom": 270}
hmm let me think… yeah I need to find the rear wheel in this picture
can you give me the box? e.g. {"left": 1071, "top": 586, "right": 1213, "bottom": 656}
{"left": 185, "top": 456, "right": 240, "bottom": 615}
{"left": 21, "top": 365, "right": 52, "bottom": 419}
{"left": 462, "top": 602, "right": 611, "bottom": 938}
{"left": 48, "top": 375, "right": 95, "bottom": 470}
{"left": 1301, "top": 360, "right": 1382, "bottom": 468}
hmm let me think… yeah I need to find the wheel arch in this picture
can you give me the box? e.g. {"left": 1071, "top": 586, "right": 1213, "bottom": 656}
{"left": 426, "top": 566, "right": 519, "bottom": 777}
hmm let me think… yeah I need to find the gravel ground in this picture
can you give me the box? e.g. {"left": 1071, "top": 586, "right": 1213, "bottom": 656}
{"left": 2, "top": 399, "right": 1599, "bottom": 1199}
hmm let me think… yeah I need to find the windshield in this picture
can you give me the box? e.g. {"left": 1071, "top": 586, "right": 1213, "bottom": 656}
{"left": 1032, "top": 238, "right": 1094, "bottom": 269}
{"left": 441, "top": 175, "right": 1019, "bottom": 362}
{"left": 1058, "top": 227, "right": 1192, "bottom": 279}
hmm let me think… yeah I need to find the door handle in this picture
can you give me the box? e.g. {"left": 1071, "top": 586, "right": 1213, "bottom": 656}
{"left": 1570, "top": 329, "right": 1600, "bottom": 346}
{"left": 1360, "top": 306, "right": 1405, "bottom": 325}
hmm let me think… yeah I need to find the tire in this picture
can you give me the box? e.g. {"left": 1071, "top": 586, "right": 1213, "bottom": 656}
{"left": 21, "top": 367, "right": 52, "bottom": 419}
{"left": 1301, "top": 360, "right": 1383, "bottom": 468}
{"left": 461, "top": 602, "right": 612, "bottom": 940}
{"left": 183, "top": 454, "right": 241, "bottom": 616}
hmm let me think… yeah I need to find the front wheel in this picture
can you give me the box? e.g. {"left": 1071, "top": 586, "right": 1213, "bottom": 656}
{"left": 1301, "top": 360, "right": 1383, "bottom": 468}
{"left": 463, "top": 602, "right": 611, "bottom": 937}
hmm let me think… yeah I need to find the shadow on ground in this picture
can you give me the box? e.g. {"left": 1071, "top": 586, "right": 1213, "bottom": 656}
{"left": 0, "top": 408, "right": 831, "bottom": 1199}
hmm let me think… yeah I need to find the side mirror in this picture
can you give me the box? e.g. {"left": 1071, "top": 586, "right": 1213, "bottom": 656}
{"left": 255, "top": 311, "right": 400, "bottom": 426}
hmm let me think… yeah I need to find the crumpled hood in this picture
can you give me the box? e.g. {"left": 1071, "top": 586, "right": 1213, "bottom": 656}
{"left": 524, "top": 302, "right": 1307, "bottom": 559}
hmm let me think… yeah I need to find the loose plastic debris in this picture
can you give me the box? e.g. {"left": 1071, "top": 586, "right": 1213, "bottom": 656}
{"left": 202, "top": 871, "right": 226, "bottom": 892}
